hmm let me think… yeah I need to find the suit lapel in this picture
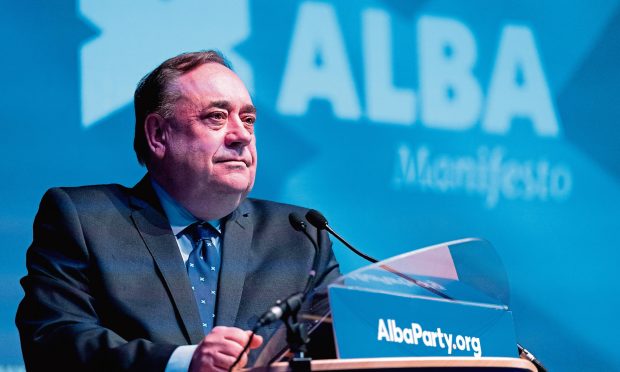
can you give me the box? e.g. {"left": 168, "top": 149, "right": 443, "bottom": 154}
{"left": 216, "top": 201, "right": 253, "bottom": 327}
{"left": 129, "top": 177, "right": 204, "bottom": 344}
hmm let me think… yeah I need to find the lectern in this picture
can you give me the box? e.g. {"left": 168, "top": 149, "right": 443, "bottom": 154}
{"left": 254, "top": 238, "right": 537, "bottom": 371}
{"left": 251, "top": 356, "right": 536, "bottom": 371}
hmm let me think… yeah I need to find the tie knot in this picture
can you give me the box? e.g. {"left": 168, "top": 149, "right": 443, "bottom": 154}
{"left": 185, "top": 222, "right": 218, "bottom": 242}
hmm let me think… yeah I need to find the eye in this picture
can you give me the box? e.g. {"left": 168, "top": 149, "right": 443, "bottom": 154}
{"left": 208, "top": 111, "right": 227, "bottom": 121}
{"left": 242, "top": 115, "right": 256, "bottom": 126}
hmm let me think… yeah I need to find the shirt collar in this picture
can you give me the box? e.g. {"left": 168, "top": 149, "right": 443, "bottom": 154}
{"left": 150, "top": 179, "right": 221, "bottom": 236}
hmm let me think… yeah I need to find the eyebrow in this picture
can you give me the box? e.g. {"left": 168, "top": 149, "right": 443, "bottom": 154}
{"left": 208, "top": 100, "right": 257, "bottom": 114}
{"left": 241, "top": 104, "right": 257, "bottom": 115}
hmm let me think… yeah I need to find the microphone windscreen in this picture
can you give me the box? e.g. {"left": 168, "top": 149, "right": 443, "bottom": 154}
{"left": 306, "top": 209, "right": 328, "bottom": 229}
{"left": 288, "top": 213, "right": 306, "bottom": 231}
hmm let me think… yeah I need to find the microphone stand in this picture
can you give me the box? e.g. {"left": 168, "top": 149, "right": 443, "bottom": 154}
{"left": 280, "top": 213, "right": 320, "bottom": 371}
{"left": 281, "top": 294, "right": 312, "bottom": 372}
{"left": 231, "top": 213, "right": 322, "bottom": 372}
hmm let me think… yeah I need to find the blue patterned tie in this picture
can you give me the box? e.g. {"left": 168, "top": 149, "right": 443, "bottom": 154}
{"left": 185, "top": 222, "right": 221, "bottom": 334}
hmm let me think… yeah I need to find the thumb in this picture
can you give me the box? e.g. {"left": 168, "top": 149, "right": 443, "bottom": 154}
{"left": 246, "top": 331, "right": 264, "bottom": 349}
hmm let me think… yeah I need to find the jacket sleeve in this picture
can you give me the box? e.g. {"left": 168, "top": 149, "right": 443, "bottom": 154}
{"left": 15, "top": 188, "right": 178, "bottom": 372}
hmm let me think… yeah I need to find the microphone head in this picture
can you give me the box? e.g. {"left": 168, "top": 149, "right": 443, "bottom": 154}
{"left": 288, "top": 213, "right": 306, "bottom": 231}
{"left": 305, "top": 209, "right": 328, "bottom": 230}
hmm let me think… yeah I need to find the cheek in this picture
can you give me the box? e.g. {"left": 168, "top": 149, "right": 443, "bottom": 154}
{"left": 250, "top": 143, "right": 258, "bottom": 165}
{"left": 188, "top": 138, "right": 219, "bottom": 158}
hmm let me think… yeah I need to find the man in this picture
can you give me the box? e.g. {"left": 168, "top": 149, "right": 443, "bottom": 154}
{"left": 16, "top": 51, "right": 339, "bottom": 371}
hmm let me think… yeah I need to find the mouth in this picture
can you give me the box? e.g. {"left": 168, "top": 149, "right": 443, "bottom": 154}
{"left": 216, "top": 158, "right": 251, "bottom": 167}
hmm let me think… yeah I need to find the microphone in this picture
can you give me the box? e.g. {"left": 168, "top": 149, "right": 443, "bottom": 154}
{"left": 288, "top": 212, "right": 307, "bottom": 231}
{"left": 257, "top": 292, "right": 304, "bottom": 327}
{"left": 289, "top": 212, "right": 321, "bottom": 295}
{"left": 255, "top": 212, "right": 322, "bottom": 327}
{"left": 305, "top": 209, "right": 378, "bottom": 263}
{"left": 232, "top": 290, "right": 306, "bottom": 371}
{"left": 305, "top": 209, "right": 451, "bottom": 301}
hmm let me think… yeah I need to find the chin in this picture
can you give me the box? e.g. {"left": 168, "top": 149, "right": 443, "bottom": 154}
{"left": 212, "top": 178, "right": 254, "bottom": 195}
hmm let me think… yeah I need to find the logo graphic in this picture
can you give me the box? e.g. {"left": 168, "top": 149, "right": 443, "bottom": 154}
{"left": 78, "top": 0, "right": 252, "bottom": 128}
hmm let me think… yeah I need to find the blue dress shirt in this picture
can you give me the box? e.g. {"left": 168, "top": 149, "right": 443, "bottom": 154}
{"left": 151, "top": 180, "right": 221, "bottom": 372}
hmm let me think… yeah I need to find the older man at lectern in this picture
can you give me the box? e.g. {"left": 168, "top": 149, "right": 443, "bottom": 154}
{"left": 16, "top": 50, "right": 339, "bottom": 372}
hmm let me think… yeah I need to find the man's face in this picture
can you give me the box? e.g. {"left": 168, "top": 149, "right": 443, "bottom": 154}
{"left": 158, "top": 63, "right": 257, "bottom": 201}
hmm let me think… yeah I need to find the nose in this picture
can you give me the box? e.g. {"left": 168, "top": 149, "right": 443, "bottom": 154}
{"left": 224, "top": 117, "right": 253, "bottom": 152}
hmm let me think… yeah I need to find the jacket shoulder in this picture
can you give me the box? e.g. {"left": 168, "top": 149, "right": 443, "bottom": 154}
{"left": 52, "top": 183, "right": 131, "bottom": 198}
{"left": 38, "top": 183, "right": 134, "bottom": 217}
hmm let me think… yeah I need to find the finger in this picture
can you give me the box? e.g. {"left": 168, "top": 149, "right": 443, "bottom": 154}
{"left": 235, "top": 350, "right": 249, "bottom": 369}
{"left": 214, "top": 339, "right": 246, "bottom": 358}
{"left": 248, "top": 333, "right": 264, "bottom": 349}
{"left": 214, "top": 326, "right": 251, "bottom": 346}
{"left": 196, "top": 333, "right": 244, "bottom": 359}
{"left": 214, "top": 351, "right": 247, "bottom": 370}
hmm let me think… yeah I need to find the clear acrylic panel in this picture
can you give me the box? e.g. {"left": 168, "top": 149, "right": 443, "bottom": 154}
{"left": 329, "top": 238, "right": 510, "bottom": 309}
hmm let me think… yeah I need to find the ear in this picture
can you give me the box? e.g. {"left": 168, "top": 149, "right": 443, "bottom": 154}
{"left": 144, "top": 113, "right": 168, "bottom": 161}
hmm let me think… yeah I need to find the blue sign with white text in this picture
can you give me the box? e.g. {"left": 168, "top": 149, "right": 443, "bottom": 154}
{"left": 329, "top": 286, "right": 517, "bottom": 358}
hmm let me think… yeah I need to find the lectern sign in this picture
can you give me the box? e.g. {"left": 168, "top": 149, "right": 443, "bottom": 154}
{"left": 326, "top": 238, "right": 518, "bottom": 359}
{"left": 329, "top": 286, "right": 517, "bottom": 358}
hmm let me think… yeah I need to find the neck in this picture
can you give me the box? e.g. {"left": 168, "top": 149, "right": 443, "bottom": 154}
{"left": 184, "top": 193, "right": 244, "bottom": 221}
{"left": 150, "top": 172, "right": 245, "bottom": 221}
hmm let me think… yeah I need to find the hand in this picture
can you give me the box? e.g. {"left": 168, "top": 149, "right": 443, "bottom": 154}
{"left": 189, "top": 326, "right": 264, "bottom": 372}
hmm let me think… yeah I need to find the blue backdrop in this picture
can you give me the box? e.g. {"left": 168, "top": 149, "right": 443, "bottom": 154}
{"left": 2, "top": 1, "right": 619, "bottom": 370}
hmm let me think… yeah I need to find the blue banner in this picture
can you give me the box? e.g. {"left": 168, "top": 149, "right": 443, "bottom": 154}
{"left": 1, "top": 1, "right": 619, "bottom": 370}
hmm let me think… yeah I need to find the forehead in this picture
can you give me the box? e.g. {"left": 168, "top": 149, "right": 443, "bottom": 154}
{"left": 173, "top": 63, "right": 253, "bottom": 107}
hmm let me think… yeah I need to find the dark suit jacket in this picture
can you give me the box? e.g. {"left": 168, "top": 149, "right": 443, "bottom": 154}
{"left": 16, "top": 177, "right": 339, "bottom": 371}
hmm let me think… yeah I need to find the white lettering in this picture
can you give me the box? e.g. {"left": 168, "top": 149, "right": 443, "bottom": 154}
{"left": 392, "top": 319, "right": 404, "bottom": 342}
{"left": 278, "top": 9, "right": 561, "bottom": 139}
{"left": 418, "top": 16, "right": 482, "bottom": 130}
{"left": 362, "top": 8, "right": 415, "bottom": 124}
{"left": 277, "top": 2, "right": 361, "bottom": 119}
{"left": 393, "top": 144, "right": 572, "bottom": 208}
{"left": 436, "top": 328, "right": 445, "bottom": 348}
{"left": 422, "top": 330, "right": 434, "bottom": 346}
{"left": 549, "top": 165, "right": 572, "bottom": 200}
{"left": 412, "top": 322, "right": 422, "bottom": 345}
{"left": 444, "top": 332, "right": 453, "bottom": 355}
{"left": 403, "top": 328, "right": 414, "bottom": 344}
{"left": 377, "top": 320, "right": 481, "bottom": 357}
{"left": 471, "top": 337, "right": 482, "bottom": 357}
{"left": 482, "top": 25, "right": 560, "bottom": 136}
{"left": 377, "top": 318, "right": 390, "bottom": 341}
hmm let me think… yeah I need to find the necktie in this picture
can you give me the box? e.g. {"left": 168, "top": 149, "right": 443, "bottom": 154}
{"left": 185, "top": 222, "right": 221, "bottom": 334}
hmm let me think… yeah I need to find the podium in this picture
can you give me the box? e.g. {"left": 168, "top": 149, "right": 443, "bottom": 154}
{"left": 250, "top": 357, "right": 536, "bottom": 371}
{"left": 255, "top": 238, "right": 535, "bottom": 371}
